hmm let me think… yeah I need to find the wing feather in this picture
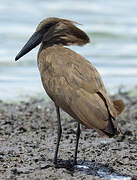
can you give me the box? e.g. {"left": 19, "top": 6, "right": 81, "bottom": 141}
{"left": 60, "top": 49, "right": 117, "bottom": 118}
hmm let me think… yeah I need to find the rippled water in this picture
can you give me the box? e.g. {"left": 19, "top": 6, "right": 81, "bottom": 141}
{"left": 0, "top": 0, "right": 137, "bottom": 101}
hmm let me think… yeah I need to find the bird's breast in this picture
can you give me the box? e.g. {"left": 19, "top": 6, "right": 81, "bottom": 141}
{"left": 39, "top": 60, "right": 75, "bottom": 106}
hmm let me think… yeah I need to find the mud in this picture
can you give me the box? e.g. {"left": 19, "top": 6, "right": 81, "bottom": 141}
{"left": 0, "top": 91, "right": 137, "bottom": 180}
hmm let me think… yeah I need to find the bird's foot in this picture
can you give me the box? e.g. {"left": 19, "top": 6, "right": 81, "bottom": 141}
{"left": 73, "top": 158, "right": 78, "bottom": 166}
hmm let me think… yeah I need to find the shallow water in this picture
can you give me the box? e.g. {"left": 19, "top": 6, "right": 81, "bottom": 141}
{"left": 0, "top": 0, "right": 137, "bottom": 101}
{"left": 75, "top": 163, "right": 132, "bottom": 180}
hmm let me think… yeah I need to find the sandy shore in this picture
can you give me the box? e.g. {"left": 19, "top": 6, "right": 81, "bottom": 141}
{"left": 0, "top": 90, "right": 137, "bottom": 180}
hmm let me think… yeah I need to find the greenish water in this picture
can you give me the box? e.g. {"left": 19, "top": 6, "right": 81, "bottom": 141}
{"left": 0, "top": 0, "right": 137, "bottom": 101}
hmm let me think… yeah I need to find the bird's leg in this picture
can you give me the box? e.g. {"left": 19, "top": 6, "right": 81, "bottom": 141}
{"left": 74, "top": 122, "right": 81, "bottom": 165}
{"left": 54, "top": 105, "right": 62, "bottom": 164}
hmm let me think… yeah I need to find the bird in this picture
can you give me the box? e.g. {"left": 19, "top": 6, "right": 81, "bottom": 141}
{"left": 15, "top": 17, "right": 125, "bottom": 165}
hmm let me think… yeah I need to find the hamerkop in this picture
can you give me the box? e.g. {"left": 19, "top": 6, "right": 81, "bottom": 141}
{"left": 15, "top": 17, "right": 125, "bottom": 165}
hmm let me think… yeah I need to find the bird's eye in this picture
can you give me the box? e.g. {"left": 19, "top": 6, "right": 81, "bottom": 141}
{"left": 43, "top": 22, "right": 57, "bottom": 30}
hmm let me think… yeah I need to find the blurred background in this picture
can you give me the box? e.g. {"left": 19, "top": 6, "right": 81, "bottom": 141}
{"left": 0, "top": 0, "right": 137, "bottom": 101}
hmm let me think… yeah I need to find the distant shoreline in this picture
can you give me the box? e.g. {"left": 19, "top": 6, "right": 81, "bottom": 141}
{"left": 1, "top": 85, "right": 137, "bottom": 103}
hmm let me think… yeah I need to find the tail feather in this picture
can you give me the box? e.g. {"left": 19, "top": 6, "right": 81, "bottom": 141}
{"left": 98, "top": 117, "right": 118, "bottom": 138}
{"left": 97, "top": 99, "right": 125, "bottom": 138}
{"left": 97, "top": 129, "right": 117, "bottom": 138}
{"left": 113, "top": 99, "right": 125, "bottom": 115}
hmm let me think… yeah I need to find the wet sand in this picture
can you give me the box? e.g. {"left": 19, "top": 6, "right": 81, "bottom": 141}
{"left": 0, "top": 91, "right": 137, "bottom": 180}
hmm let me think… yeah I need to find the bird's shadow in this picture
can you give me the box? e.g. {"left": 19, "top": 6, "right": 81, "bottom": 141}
{"left": 48, "top": 159, "right": 132, "bottom": 179}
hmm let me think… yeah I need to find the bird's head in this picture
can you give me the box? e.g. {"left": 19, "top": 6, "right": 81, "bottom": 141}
{"left": 15, "top": 17, "right": 90, "bottom": 61}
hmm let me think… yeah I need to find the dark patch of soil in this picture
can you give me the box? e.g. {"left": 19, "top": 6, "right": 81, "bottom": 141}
{"left": 0, "top": 91, "right": 137, "bottom": 180}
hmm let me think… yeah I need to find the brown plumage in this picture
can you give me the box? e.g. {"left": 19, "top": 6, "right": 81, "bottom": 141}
{"left": 15, "top": 17, "right": 125, "bottom": 165}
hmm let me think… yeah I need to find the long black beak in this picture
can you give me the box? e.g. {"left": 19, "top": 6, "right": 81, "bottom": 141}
{"left": 15, "top": 30, "right": 44, "bottom": 61}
